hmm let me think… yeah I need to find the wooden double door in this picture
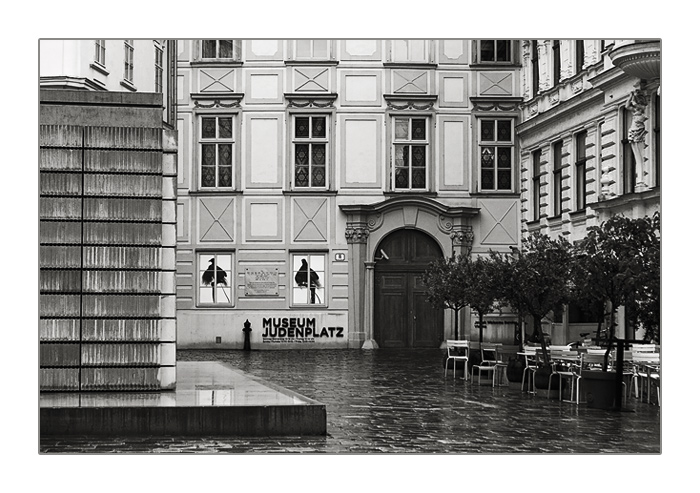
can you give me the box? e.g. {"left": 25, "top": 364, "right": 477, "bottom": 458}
{"left": 374, "top": 230, "right": 444, "bottom": 348}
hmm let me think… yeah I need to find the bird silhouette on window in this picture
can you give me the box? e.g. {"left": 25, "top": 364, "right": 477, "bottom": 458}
{"left": 295, "top": 258, "right": 321, "bottom": 304}
{"left": 202, "top": 257, "right": 229, "bottom": 303}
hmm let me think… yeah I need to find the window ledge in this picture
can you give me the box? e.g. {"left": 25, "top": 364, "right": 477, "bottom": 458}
{"left": 189, "top": 190, "right": 242, "bottom": 196}
{"left": 383, "top": 62, "right": 438, "bottom": 69}
{"left": 283, "top": 190, "right": 337, "bottom": 196}
{"left": 120, "top": 80, "right": 137, "bottom": 92}
{"left": 191, "top": 60, "right": 243, "bottom": 67}
{"left": 90, "top": 62, "right": 109, "bottom": 76}
{"left": 471, "top": 63, "right": 522, "bottom": 68}
{"left": 384, "top": 191, "right": 438, "bottom": 197}
{"left": 285, "top": 60, "right": 338, "bottom": 66}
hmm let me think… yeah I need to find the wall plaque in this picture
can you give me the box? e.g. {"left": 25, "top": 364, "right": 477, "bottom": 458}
{"left": 244, "top": 267, "right": 279, "bottom": 296}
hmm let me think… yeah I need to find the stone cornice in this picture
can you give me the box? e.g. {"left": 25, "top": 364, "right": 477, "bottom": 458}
{"left": 517, "top": 89, "right": 605, "bottom": 137}
{"left": 339, "top": 196, "right": 479, "bottom": 219}
{"left": 284, "top": 92, "right": 338, "bottom": 108}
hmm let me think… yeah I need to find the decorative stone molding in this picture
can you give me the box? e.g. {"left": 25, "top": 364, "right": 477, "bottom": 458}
{"left": 625, "top": 89, "right": 649, "bottom": 143}
{"left": 192, "top": 93, "right": 243, "bottom": 109}
{"left": 345, "top": 225, "right": 370, "bottom": 244}
{"left": 572, "top": 79, "right": 584, "bottom": 94}
{"left": 450, "top": 227, "right": 474, "bottom": 250}
{"left": 285, "top": 92, "right": 338, "bottom": 109}
{"left": 470, "top": 97, "right": 522, "bottom": 113}
{"left": 384, "top": 94, "right": 437, "bottom": 111}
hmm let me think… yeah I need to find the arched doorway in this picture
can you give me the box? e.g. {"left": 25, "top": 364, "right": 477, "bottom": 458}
{"left": 374, "top": 229, "right": 444, "bottom": 348}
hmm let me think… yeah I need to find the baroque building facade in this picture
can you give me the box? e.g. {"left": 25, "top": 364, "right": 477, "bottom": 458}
{"left": 517, "top": 39, "right": 660, "bottom": 344}
{"left": 174, "top": 40, "right": 524, "bottom": 349}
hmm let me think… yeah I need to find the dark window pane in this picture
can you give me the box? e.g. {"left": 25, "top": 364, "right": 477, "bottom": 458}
{"left": 395, "top": 145, "right": 408, "bottom": 167}
{"left": 497, "top": 148, "right": 511, "bottom": 168}
{"left": 219, "top": 118, "right": 232, "bottom": 139}
{"left": 202, "top": 144, "right": 216, "bottom": 166}
{"left": 412, "top": 119, "right": 426, "bottom": 140}
{"left": 481, "top": 147, "right": 495, "bottom": 168}
{"left": 202, "top": 118, "right": 216, "bottom": 138}
{"left": 497, "top": 120, "right": 511, "bottom": 141}
{"left": 497, "top": 40, "right": 511, "bottom": 62}
{"left": 295, "top": 166, "right": 309, "bottom": 187}
{"left": 201, "top": 166, "right": 215, "bottom": 187}
{"left": 481, "top": 168, "right": 495, "bottom": 189}
{"left": 412, "top": 145, "right": 426, "bottom": 167}
{"left": 218, "top": 144, "right": 232, "bottom": 167}
{"left": 202, "top": 40, "right": 217, "bottom": 58}
{"left": 219, "top": 166, "right": 232, "bottom": 187}
{"left": 481, "top": 121, "right": 495, "bottom": 141}
{"left": 497, "top": 169, "right": 511, "bottom": 190}
{"left": 395, "top": 168, "right": 409, "bottom": 189}
{"left": 412, "top": 168, "right": 426, "bottom": 188}
{"left": 295, "top": 117, "right": 309, "bottom": 138}
{"left": 481, "top": 40, "right": 495, "bottom": 62}
{"left": 312, "top": 117, "right": 326, "bottom": 138}
{"left": 295, "top": 144, "right": 309, "bottom": 165}
{"left": 219, "top": 40, "right": 233, "bottom": 58}
{"left": 577, "top": 132, "right": 586, "bottom": 160}
{"left": 312, "top": 166, "right": 325, "bottom": 187}
{"left": 312, "top": 144, "right": 325, "bottom": 165}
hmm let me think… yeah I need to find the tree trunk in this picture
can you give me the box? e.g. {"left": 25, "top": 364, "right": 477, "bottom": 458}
{"left": 453, "top": 307, "right": 459, "bottom": 340}
{"left": 604, "top": 305, "right": 619, "bottom": 372}
{"left": 534, "top": 317, "right": 550, "bottom": 367}
{"left": 478, "top": 312, "right": 484, "bottom": 344}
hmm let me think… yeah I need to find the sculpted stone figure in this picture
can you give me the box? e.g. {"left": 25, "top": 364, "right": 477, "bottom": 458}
{"left": 625, "top": 89, "right": 648, "bottom": 143}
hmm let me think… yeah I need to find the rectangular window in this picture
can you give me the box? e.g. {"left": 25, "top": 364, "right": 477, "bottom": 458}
{"left": 296, "top": 39, "right": 331, "bottom": 59}
{"left": 576, "top": 40, "right": 585, "bottom": 73}
{"left": 479, "top": 119, "right": 513, "bottom": 191}
{"left": 575, "top": 132, "right": 587, "bottom": 211}
{"left": 94, "top": 39, "right": 106, "bottom": 66}
{"left": 155, "top": 44, "right": 164, "bottom": 93}
{"left": 199, "top": 115, "right": 235, "bottom": 189}
{"left": 292, "top": 253, "right": 325, "bottom": 305}
{"left": 479, "top": 40, "right": 512, "bottom": 63}
{"left": 391, "top": 40, "right": 428, "bottom": 63}
{"left": 124, "top": 39, "right": 134, "bottom": 83}
{"left": 198, "top": 253, "right": 233, "bottom": 306}
{"left": 622, "top": 110, "right": 636, "bottom": 194}
{"left": 531, "top": 40, "right": 539, "bottom": 96}
{"left": 532, "top": 149, "right": 542, "bottom": 221}
{"left": 553, "top": 140, "right": 563, "bottom": 216}
{"left": 201, "top": 39, "right": 238, "bottom": 59}
{"left": 293, "top": 115, "right": 328, "bottom": 188}
{"left": 552, "top": 40, "right": 561, "bottom": 85}
{"left": 392, "top": 116, "right": 428, "bottom": 190}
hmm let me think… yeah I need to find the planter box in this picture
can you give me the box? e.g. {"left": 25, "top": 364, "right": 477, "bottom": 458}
{"left": 581, "top": 370, "right": 619, "bottom": 410}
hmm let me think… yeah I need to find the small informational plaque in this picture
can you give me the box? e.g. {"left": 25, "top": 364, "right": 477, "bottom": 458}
{"left": 244, "top": 267, "right": 279, "bottom": 296}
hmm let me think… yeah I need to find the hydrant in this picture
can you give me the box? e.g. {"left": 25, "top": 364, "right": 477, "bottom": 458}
{"left": 242, "top": 319, "right": 252, "bottom": 351}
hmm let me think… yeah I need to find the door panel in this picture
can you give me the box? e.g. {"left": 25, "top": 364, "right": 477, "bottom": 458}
{"left": 411, "top": 274, "right": 443, "bottom": 347}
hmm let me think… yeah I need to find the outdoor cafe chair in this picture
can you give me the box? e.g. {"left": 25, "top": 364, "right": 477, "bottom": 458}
{"left": 470, "top": 343, "right": 505, "bottom": 386}
{"left": 548, "top": 349, "right": 581, "bottom": 401}
{"left": 445, "top": 340, "right": 470, "bottom": 379}
{"left": 632, "top": 352, "right": 660, "bottom": 405}
{"left": 519, "top": 346, "right": 538, "bottom": 394}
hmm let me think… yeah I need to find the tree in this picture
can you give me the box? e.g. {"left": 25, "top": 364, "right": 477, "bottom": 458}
{"left": 489, "top": 233, "right": 573, "bottom": 365}
{"left": 572, "top": 213, "right": 660, "bottom": 367}
{"left": 422, "top": 256, "right": 470, "bottom": 340}
{"left": 463, "top": 256, "right": 499, "bottom": 344}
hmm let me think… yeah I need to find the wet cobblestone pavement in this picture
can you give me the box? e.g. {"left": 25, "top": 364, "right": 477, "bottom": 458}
{"left": 40, "top": 349, "right": 661, "bottom": 453}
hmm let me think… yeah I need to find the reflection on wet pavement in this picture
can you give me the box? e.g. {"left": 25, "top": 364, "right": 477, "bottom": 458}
{"left": 40, "top": 349, "right": 661, "bottom": 453}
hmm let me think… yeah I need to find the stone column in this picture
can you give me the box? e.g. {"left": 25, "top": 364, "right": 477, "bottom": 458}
{"left": 345, "top": 223, "right": 369, "bottom": 349}
{"left": 362, "top": 261, "right": 378, "bottom": 349}
{"left": 625, "top": 88, "right": 650, "bottom": 192}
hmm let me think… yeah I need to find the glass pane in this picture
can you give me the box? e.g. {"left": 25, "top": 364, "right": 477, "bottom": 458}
{"left": 481, "top": 147, "right": 495, "bottom": 167}
{"left": 395, "top": 118, "right": 409, "bottom": 140}
{"left": 295, "top": 144, "right": 309, "bottom": 165}
{"left": 313, "top": 288, "right": 324, "bottom": 304}
{"left": 312, "top": 166, "right": 325, "bottom": 187}
{"left": 412, "top": 168, "right": 426, "bottom": 188}
{"left": 481, "top": 168, "right": 495, "bottom": 189}
{"left": 201, "top": 166, "right": 215, "bottom": 187}
{"left": 219, "top": 40, "right": 233, "bottom": 58}
{"left": 497, "top": 147, "right": 511, "bottom": 168}
{"left": 312, "top": 144, "right": 325, "bottom": 165}
{"left": 312, "top": 117, "right": 326, "bottom": 138}
{"left": 297, "top": 40, "right": 311, "bottom": 58}
{"left": 411, "top": 119, "right": 426, "bottom": 140}
{"left": 497, "top": 169, "right": 511, "bottom": 190}
{"left": 216, "top": 255, "right": 231, "bottom": 270}
{"left": 309, "top": 255, "right": 324, "bottom": 272}
{"left": 218, "top": 144, "right": 232, "bottom": 167}
{"left": 481, "top": 120, "right": 495, "bottom": 141}
{"left": 219, "top": 166, "right": 232, "bottom": 187}
{"left": 295, "top": 117, "right": 309, "bottom": 138}
{"left": 202, "top": 144, "right": 216, "bottom": 166}
{"left": 202, "top": 118, "right": 216, "bottom": 139}
{"left": 200, "top": 286, "right": 214, "bottom": 304}
{"left": 481, "top": 40, "right": 495, "bottom": 62}
{"left": 219, "top": 118, "right": 233, "bottom": 139}
{"left": 497, "top": 40, "right": 511, "bottom": 62}
{"left": 497, "top": 120, "right": 511, "bottom": 141}
{"left": 293, "top": 287, "right": 308, "bottom": 304}
{"left": 202, "top": 40, "right": 217, "bottom": 58}
{"left": 313, "top": 40, "right": 328, "bottom": 58}
{"left": 395, "top": 168, "right": 409, "bottom": 189}
{"left": 395, "top": 145, "right": 408, "bottom": 167}
{"left": 295, "top": 165, "right": 309, "bottom": 187}
{"left": 412, "top": 145, "right": 426, "bottom": 167}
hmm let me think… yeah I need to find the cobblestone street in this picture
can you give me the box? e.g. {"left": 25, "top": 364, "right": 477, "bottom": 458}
{"left": 40, "top": 349, "right": 661, "bottom": 453}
